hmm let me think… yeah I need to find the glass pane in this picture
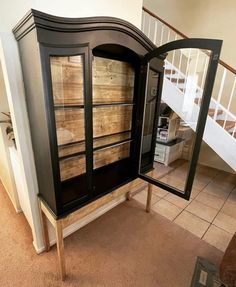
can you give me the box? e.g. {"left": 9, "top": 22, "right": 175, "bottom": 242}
{"left": 141, "top": 68, "right": 159, "bottom": 169}
{"left": 94, "top": 142, "right": 131, "bottom": 169}
{"left": 51, "top": 56, "right": 84, "bottom": 106}
{"left": 140, "top": 48, "right": 212, "bottom": 195}
{"left": 50, "top": 55, "right": 86, "bottom": 181}
{"left": 92, "top": 56, "right": 135, "bottom": 170}
{"left": 59, "top": 155, "right": 86, "bottom": 181}
{"left": 92, "top": 56, "right": 134, "bottom": 104}
{"left": 55, "top": 109, "right": 85, "bottom": 145}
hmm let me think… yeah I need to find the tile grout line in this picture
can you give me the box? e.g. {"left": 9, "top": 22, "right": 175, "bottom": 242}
{"left": 211, "top": 223, "right": 235, "bottom": 236}
{"left": 161, "top": 173, "right": 215, "bottom": 223}
{"left": 201, "top": 180, "right": 236, "bottom": 239}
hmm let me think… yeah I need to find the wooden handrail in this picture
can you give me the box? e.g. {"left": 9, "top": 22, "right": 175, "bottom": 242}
{"left": 143, "top": 6, "right": 236, "bottom": 75}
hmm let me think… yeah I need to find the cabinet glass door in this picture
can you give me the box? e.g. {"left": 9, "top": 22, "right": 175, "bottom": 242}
{"left": 49, "top": 52, "right": 89, "bottom": 205}
{"left": 139, "top": 39, "right": 222, "bottom": 199}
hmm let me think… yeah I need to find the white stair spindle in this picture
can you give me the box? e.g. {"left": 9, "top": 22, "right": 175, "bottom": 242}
{"left": 191, "top": 49, "right": 200, "bottom": 100}
{"left": 200, "top": 55, "right": 208, "bottom": 91}
{"left": 147, "top": 15, "right": 151, "bottom": 38}
{"left": 141, "top": 11, "right": 146, "bottom": 32}
{"left": 170, "top": 34, "right": 178, "bottom": 80}
{"left": 223, "top": 76, "right": 236, "bottom": 129}
{"left": 153, "top": 20, "right": 158, "bottom": 46}
{"left": 177, "top": 49, "right": 183, "bottom": 86}
{"left": 183, "top": 48, "right": 192, "bottom": 94}
{"left": 227, "top": 75, "right": 236, "bottom": 112}
{"left": 160, "top": 25, "right": 164, "bottom": 46}
{"left": 167, "top": 30, "right": 171, "bottom": 43}
{"left": 214, "top": 68, "right": 227, "bottom": 121}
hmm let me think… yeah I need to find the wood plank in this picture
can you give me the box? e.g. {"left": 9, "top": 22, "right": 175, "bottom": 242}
{"left": 58, "top": 132, "right": 131, "bottom": 158}
{"left": 93, "top": 57, "right": 134, "bottom": 104}
{"left": 55, "top": 109, "right": 85, "bottom": 145}
{"left": 40, "top": 201, "right": 57, "bottom": 228}
{"left": 51, "top": 56, "right": 84, "bottom": 105}
{"left": 60, "top": 155, "right": 86, "bottom": 181}
{"left": 56, "top": 106, "right": 132, "bottom": 146}
{"left": 93, "top": 142, "right": 130, "bottom": 169}
{"left": 51, "top": 56, "right": 135, "bottom": 105}
{"left": 61, "top": 178, "right": 145, "bottom": 228}
{"left": 58, "top": 141, "right": 85, "bottom": 157}
{"left": 93, "top": 106, "right": 133, "bottom": 137}
{"left": 93, "top": 131, "right": 131, "bottom": 149}
{"left": 39, "top": 200, "right": 51, "bottom": 251}
{"left": 93, "top": 85, "right": 134, "bottom": 104}
{"left": 55, "top": 220, "right": 66, "bottom": 280}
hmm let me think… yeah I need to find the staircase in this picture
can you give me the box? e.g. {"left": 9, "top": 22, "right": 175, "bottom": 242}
{"left": 142, "top": 7, "right": 236, "bottom": 171}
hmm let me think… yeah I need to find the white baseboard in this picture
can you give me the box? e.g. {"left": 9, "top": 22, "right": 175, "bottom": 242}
{"left": 33, "top": 194, "right": 127, "bottom": 254}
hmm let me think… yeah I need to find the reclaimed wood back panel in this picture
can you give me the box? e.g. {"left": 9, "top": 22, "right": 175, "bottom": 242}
{"left": 60, "top": 155, "right": 86, "bottom": 181}
{"left": 51, "top": 56, "right": 84, "bottom": 106}
{"left": 51, "top": 55, "right": 135, "bottom": 180}
{"left": 93, "top": 57, "right": 134, "bottom": 104}
{"left": 93, "top": 106, "right": 133, "bottom": 138}
{"left": 94, "top": 142, "right": 130, "bottom": 169}
{"left": 55, "top": 109, "right": 85, "bottom": 145}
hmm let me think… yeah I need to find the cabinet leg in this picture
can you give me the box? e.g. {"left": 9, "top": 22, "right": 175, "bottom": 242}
{"left": 146, "top": 182, "right": 153, "bottom": 213}
{"left": 55, "top": 221, "right": 66, "bottom": 281}
{"left": 126, "top": 191, "right": 132, "bottom": 201}
{"left": 41, "top": 211, "right": 50, "bottom": 252}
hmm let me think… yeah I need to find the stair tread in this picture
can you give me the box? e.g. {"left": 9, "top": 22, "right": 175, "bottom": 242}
{"left": 164, "top": 69, "right": 176, "bottom": 74}
{"left": 216, "top": 120, "right": 236, "bottom": 131}
{"left": 166, "top": 77, "right": 185, "bottom": 83}
{"left": 194, "top": 100, "right": 223, "bottom": 116}
{"left": 208, "top": 108, "right": 223, "bottom": 117}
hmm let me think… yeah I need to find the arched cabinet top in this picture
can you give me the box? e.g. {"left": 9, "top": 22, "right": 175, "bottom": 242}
{"left": 13, "top": 9, "right": 156, "bottom": 53}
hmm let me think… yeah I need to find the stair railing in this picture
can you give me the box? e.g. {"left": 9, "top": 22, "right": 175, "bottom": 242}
{"left": 142, "top": 7, "right": 236, "bottom": 140}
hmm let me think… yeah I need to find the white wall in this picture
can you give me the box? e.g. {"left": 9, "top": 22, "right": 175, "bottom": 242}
{"left": 0, "top": 0, "right": 143, "bottom": 252}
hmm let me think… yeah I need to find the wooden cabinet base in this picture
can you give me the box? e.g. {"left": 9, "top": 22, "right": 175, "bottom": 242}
{"left": 38, "top": 179, "right": 153, "bottom": 280}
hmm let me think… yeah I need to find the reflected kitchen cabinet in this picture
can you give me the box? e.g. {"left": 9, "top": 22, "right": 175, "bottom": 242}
{"left": 13, "top": 10, "right": 222, "bottom": 217}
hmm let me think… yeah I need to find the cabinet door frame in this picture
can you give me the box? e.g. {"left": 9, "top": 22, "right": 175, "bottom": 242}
{"left": 40, "top": 43, "right": 93, "bottom": 212}
{"left": 138, "top": 38, "right": 222, "bottom": 200}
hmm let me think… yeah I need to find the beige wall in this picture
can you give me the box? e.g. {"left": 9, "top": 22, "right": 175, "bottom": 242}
{"left": 0, "top": 60, "right": 9, "bottom": 119}
{"left": 198, "top": 142, "right": 235, "bottom": 173}
{"left": 143, "top": 0, "right": 236, "bottom": 68}
{"left": 0, "top": 62, "right": 20, "bottom": 210}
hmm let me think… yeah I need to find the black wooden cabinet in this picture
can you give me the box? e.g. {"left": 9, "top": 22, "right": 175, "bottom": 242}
{"left": 13, "top": 10, "right": 222, "bottom": 217}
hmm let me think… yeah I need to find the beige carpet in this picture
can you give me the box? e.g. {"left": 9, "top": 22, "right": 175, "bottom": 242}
{"left": 0, "top": 182, "right": 223, "bottom": 287}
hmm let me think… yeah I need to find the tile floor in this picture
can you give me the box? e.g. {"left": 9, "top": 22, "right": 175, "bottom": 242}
{"left": 133, "top": 162, "right": 236, "bottom": 252}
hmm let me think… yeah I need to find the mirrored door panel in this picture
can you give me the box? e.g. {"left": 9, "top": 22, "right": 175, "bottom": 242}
{"left": 139, "top": 39, "right": 222, "bottom": 199}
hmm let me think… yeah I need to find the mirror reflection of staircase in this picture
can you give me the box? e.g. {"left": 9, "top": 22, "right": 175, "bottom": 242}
{"left": 142, "top": 7, "right": 236, "bottom": 172}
